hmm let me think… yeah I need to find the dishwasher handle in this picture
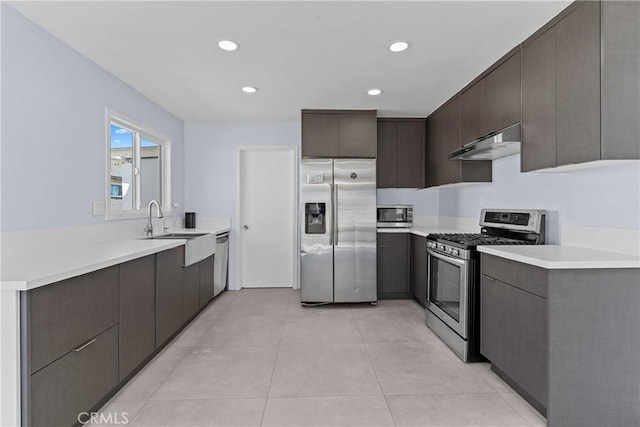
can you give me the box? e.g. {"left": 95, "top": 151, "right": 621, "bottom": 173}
{"left": 216, "top": 232, "right": 229, "bottom": 244}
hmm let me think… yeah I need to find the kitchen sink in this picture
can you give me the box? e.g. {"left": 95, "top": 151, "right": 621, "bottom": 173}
{"left": 151, "top": 233, "right": 208, "bottom": 240}
{"left": 145, "top": 232, "right": 215, "bottom": 266}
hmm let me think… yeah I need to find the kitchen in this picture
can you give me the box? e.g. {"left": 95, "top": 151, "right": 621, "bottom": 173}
{"left": 2, "top": 2, "right": 640, "bottom": 425}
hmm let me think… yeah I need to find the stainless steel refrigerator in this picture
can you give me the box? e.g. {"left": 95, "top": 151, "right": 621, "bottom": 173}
{"left": 300, "top": 158, "right": 377, "bottom": 303}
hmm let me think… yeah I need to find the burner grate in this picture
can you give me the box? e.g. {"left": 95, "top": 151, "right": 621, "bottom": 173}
{"left": 428, "top": 233, "right": 535, "bottom": 248}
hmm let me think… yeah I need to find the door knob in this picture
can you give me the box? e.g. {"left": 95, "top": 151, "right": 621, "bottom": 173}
{"left": 243, "top": 225, "right": 249, "bottom": 230}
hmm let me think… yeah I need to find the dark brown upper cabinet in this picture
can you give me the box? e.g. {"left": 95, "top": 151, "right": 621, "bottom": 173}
{"left": 301, "top": 112, "right": 340, "bottom": 157}
{"left": 425, "top": 97, "right": 492, "bottom": 188}
{"left": 377, "top": 118, "right": 425, "bottom": 188}
{"left": 485, "top": 51, "right": 521, "bottom": 133}
{"left": 376, "top": 120, "right": 397, "bottom": 188}
{"left": 426, "top": 97, "right": 459, "bottom": 187}
{"left": 522, "top": 1, "right": 640, "bottom": 172}
{"left": 601, "top": 1, "right": 640, "bottom": 160}
{"left": 460, "top": 50, "right": 521, "bottom": 145}
{"left": 555, "top": 0, "right": 601, "bottom": 167}
{"left": 460, "top": 78, "right": 488, "bottom": 144}
{"left": 522, "top": 27, "right": 557, "bottom": 172}
{"left": 302, "top": 110, "right": 376, "bottom": 158}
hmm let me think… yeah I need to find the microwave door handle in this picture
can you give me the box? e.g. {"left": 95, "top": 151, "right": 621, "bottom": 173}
{"left": 427, "top": 248, "right": 466, "bottom": 267}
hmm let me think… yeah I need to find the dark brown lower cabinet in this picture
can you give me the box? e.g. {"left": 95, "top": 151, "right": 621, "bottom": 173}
{"left": 183, "top": 262, "right": 200, "bottom": 325}
{"left": 480, "top": 275, "right": 547, "bottom": 412}
{"left": 119, "top": 255, "right": 156, "bottom": 381}
{"left": 23, "top": 247, "right": 217, "bottom": 427}
{"left": 30, "top": 325, "right": 118, "bottom": 427}
{"left": 480, "top": 253, "right": 640, "bottom": 426}
{"left": 377, "top": 233, "right": 411, "bottom": 299}
{"left": 28, "top": 266, "right": 119, "bottom": 374}
{"left": 199, "top": 255, "right": 215, "bottom": 309}
{"left": 156, "top": 246, "right": 185, "bottom": 347}
{"left": 410, "top": 235, "right": 427, "bottom": 307}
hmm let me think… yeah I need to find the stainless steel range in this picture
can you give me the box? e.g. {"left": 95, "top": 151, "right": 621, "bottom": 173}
{"left": 425, "top": 209, "right": 546, "bottom": 362}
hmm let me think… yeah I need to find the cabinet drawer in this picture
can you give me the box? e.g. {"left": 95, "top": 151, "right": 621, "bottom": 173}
{"left": 29, "top": 266, "right": 119, "bottom": 373}
{"left": 481, "top": 254, "right": 547, "bottom": 298}
{"left": 30, "top": 325, "right": 118, "bottom": 427}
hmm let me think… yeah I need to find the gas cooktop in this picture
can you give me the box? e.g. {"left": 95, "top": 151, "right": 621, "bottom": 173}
{"left": 427, "top": 233, "right": 535, "bottom": 249}
{"left": 426, "top": 209, "right": 547, "bottom": 251}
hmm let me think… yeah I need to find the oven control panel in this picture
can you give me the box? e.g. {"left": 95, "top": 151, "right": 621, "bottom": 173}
{"left": 427, "top": 240, "right": 467, "bottom": 260}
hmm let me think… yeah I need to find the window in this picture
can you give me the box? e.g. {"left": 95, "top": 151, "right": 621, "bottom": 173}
{"left": 105, "top": 109, "right": 171, "bottom": 219}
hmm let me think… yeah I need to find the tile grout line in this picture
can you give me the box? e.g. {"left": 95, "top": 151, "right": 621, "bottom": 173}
{"left": 124, "top": 344, "right": 194, "bottom": 426}
{"left": 497, "top": 392, "right": 542, "bottom": 427}
{"left": 259, "top": 292, "right": 290, "bottom": 426}
{"left": 103, "top": 299, "right": 229, "bottom": 424}
{"left": 353, "top": 306, "right": 397, "bottom": 427}
{"left": 126, "top": 295, "right": 234, "bottom": 422}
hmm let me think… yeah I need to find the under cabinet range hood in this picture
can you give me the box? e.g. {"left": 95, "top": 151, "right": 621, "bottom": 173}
{"left": 448, "top": 123, "right": 521, "bottom": 160}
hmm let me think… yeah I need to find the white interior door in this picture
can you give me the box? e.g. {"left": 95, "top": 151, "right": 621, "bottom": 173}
{"left": 239, "top": 147, "right": 296, "bottom": 288}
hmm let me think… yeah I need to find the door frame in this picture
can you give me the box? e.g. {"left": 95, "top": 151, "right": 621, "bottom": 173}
{"left": 235, "top": 145, "right": 299, "bottom": 290}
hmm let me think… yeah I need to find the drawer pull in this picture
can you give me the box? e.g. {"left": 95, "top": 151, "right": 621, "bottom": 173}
{"left": 73, "top": 338, "right": 97, "bottom": 352}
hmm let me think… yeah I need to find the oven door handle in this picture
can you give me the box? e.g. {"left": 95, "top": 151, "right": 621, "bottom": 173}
{"left": 427, "top": 248, "right": 466, "bottom": 267}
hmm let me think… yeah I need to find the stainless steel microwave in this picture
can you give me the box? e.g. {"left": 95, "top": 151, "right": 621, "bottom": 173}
{"left": 377, "top": 205, "right": 413, "bottom": 228}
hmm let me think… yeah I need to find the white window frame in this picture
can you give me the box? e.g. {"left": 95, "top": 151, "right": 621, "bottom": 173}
{"left": 104, "top": 108, "right": 172, "bottom": 220}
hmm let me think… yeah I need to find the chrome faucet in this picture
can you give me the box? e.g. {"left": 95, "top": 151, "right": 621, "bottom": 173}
{"left": 144, "top": 200, "right": 164, "bottom": 236}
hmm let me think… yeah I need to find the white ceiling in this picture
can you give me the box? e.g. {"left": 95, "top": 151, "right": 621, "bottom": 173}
{"left": 9, "top": 1, "right": 571, "bottom": 122}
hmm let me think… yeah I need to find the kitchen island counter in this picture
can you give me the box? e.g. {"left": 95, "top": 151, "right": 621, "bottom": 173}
{"left": 478, "top": 245, "right": 640, "bottom": 269}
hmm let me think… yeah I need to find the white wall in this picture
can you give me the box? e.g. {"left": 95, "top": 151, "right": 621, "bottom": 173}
{"left": 184, "top": 122, "right": 300, "bottom": 289}
{"left": 381, "top": 155, "right": 640, "bottom": 245}
{"left": 1, "top": 4, "right": 185, "bottom": 231}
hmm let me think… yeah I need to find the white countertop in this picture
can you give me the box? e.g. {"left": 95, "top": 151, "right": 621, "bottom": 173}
{"left": 478, "top": 245, "right": 640, "bottom": 270}
{"left": 377, "top": 226, "right": 470, "bottom": 237}
{"left": 1, "top": 227, "right": 230, "bottom": 291}
{"left": 179, "top": 227, "right": 230, "bottom": 235}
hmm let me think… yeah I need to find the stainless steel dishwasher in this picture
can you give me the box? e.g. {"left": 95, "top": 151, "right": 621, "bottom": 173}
{"left": 213, "top": 232, "right": 229, "bottom": 297}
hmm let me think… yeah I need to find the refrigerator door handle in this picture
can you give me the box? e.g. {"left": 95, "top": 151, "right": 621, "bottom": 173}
{"left": 329, "top": 184, "right": 335, "bottom": 245}
{"left": 333, "top": 184, "right": 339, "bottom": 245}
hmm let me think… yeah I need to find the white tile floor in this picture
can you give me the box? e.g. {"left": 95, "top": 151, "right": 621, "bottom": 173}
{"left": 94, "top": 288, "right": 547, "bottom": 426}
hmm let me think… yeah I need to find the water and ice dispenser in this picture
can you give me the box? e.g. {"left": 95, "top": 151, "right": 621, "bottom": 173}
{"left": 305, "top": 202, "right": 326, "bottom": 234}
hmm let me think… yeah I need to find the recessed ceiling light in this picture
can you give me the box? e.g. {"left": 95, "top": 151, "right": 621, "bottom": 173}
{"left": 218, "top": 40, "right": 238, "bottom": 51}
{"left": 368, "top": 89, "right": 383, "bottom": 96}
{"left": 242, "top": 86, "right": 257, "bottom": 93}
{"left": 388, "top": 41, "right": 409, "bottom": 53}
